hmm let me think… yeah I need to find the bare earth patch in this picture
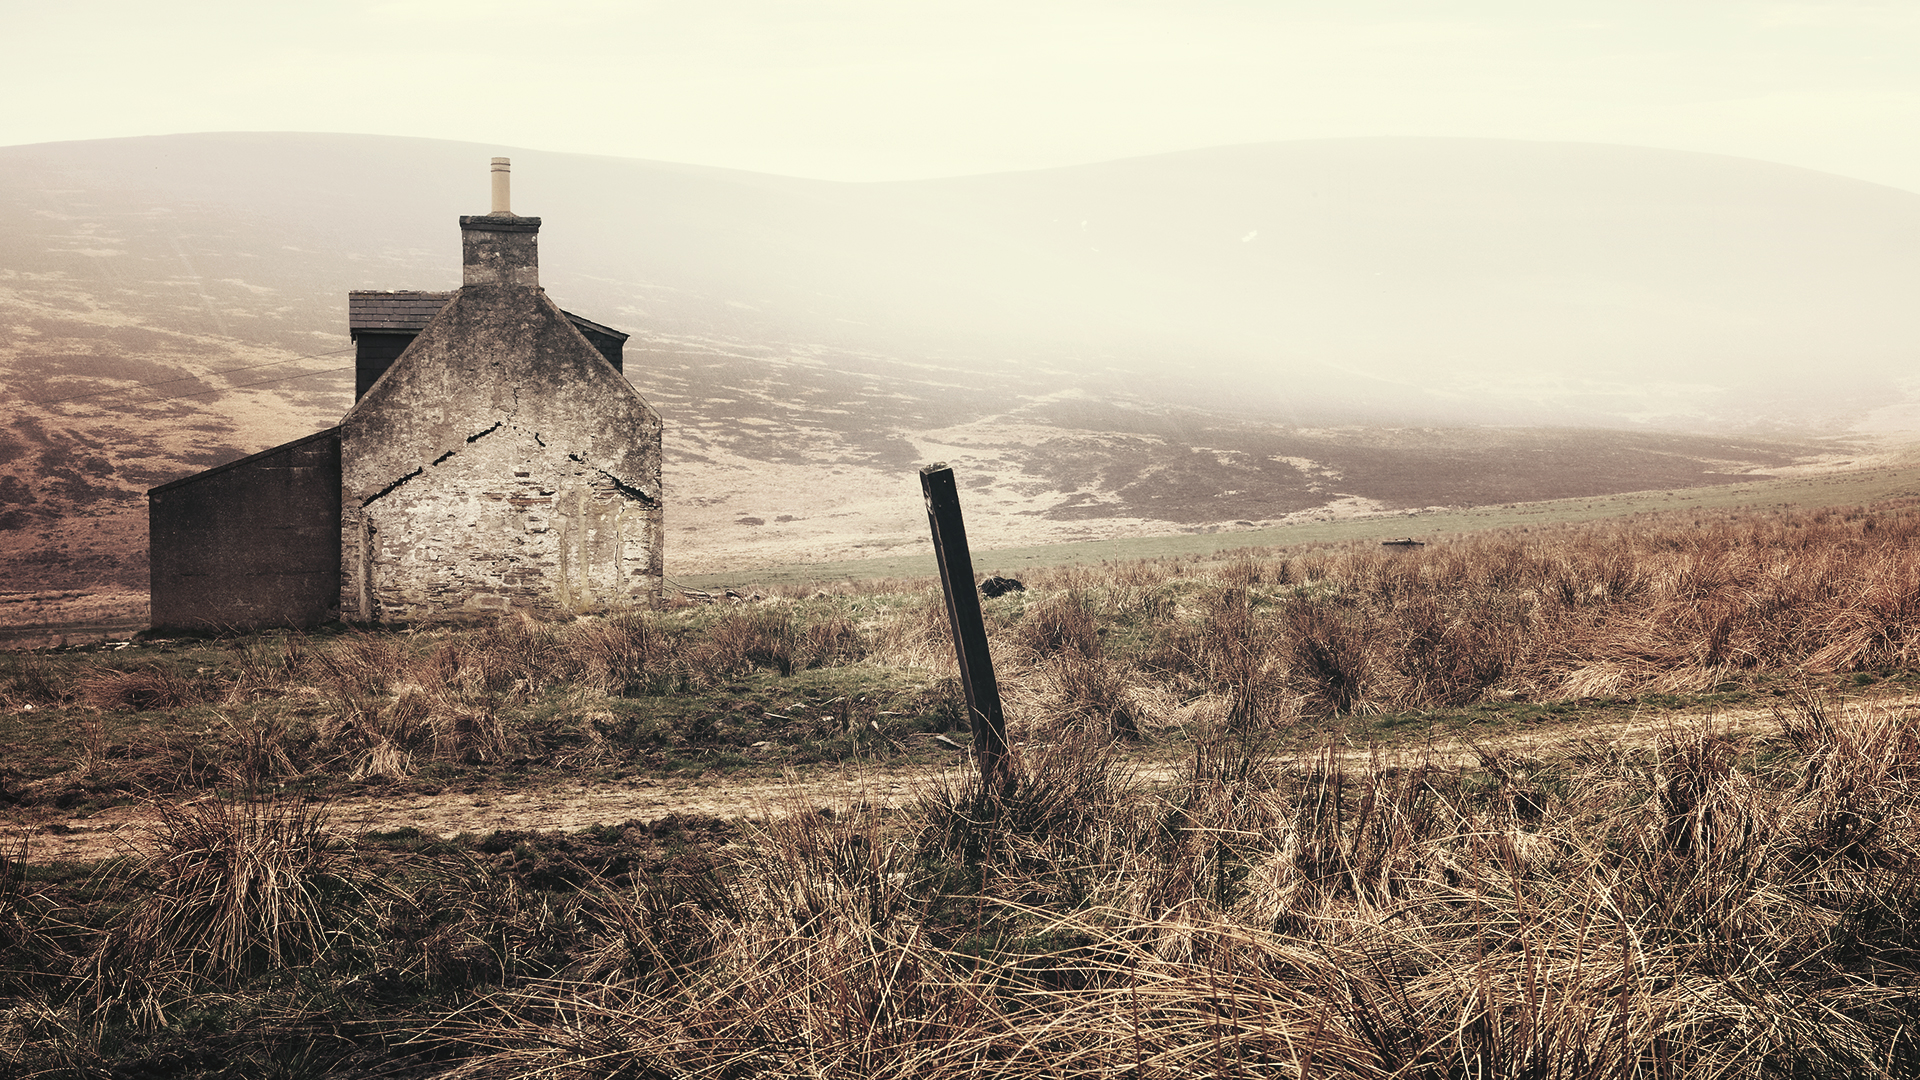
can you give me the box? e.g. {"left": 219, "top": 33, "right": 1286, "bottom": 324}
{"left": 4, "top": 698, "right": 1815, "bottom": 865}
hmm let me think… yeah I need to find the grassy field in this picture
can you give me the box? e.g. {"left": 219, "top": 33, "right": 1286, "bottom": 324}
{"left": 677, "top": 449, "right": 1920, "bottom": 590}
{"left": 6, "top": 496, "right": 1920, "bottom": 1076}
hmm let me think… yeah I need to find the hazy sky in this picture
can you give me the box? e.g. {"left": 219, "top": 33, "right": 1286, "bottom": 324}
{"left": 6, "top": 1, "right": 1920, "bottom": 189}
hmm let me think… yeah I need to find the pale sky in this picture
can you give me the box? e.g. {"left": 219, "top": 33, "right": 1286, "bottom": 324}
{"left": 5, "top": 0, "right": 1920, "bottom": 190}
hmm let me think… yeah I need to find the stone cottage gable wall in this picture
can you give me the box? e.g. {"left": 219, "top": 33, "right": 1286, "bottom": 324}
{"left": 339, "top": 281, "right": 662, "bottom": 623}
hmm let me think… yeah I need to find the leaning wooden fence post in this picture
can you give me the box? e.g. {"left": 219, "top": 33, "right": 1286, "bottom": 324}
{"left": 920, "top": 462, "right": 1011, "bottom": 791}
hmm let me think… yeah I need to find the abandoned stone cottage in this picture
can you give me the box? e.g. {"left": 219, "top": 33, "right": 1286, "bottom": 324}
{"left": 148, "top": 160, "right": 664, "bottom": 630}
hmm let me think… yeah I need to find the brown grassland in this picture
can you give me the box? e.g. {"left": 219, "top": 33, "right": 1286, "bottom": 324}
{"left": 6, "top": 500, "right": 1920, "bottom": 1076}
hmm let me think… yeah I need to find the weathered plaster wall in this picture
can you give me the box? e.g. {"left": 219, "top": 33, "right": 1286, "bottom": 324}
{"left": 338, "top": 253, "right": 662, "bottom": 623}
{"left": 149, "top": 428, "right": 341, "bottom": 630}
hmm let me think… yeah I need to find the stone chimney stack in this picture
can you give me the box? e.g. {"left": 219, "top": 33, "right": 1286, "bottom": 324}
{"left": 461, "top": 157, "right": 540, "bottom": 287}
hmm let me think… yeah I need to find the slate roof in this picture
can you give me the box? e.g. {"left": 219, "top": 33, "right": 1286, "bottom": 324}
{"left": 348, "top": 291, "right": 454, "bottom": 333}
{"left": 348, "top": 290, "right": 628, "bottom": 344}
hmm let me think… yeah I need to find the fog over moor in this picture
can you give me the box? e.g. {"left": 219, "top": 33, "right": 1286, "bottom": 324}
{"left": 4, "top": 131, "right": 1915, "bottom": 433}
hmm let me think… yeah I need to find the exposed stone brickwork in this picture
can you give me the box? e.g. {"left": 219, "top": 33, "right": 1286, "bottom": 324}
{"left": 338, "top": 213, "right": 663, "bottom": 623}
{"left": 460, "top": 214, "right": 540, "bottom": 287}
{"left": 147, "top": 181, "right": 663, "bottom": 631}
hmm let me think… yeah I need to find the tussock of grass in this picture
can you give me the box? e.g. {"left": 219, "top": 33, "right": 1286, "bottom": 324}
{"left": 9, "top": 703, "right": 1920, "bottom": 1075}
{"left": 272, "top": 705, "right": 1917, "bottom": 1079}
{"left": 13, "top": 499, "right": 1920, "bottom": 1074}
{"left": 0, "top": 653, "right": 69, "bottom": 707}
{"left": 91, "top": 796, "right": 373, "bottom": 1028}
{"left": 26, "top": 499, "right": 1920, "bottom": 793}
{"left": 73, "top": 664, "right": 202, "bottom": 713}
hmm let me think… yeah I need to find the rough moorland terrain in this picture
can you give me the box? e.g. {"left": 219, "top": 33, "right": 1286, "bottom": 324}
{"left": 7, "top": 501, "right": 1920, "bottom": 1074}
{"left": 9, "top": 131, "right": 1914, "bottom": 631}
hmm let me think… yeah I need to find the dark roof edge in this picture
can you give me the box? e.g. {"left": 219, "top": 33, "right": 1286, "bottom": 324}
{"left": 347, "top": 291, "right": 626, "bottom": 342}
{"left": 562, "top": 310, "right": 630, "bottom": 343}
{"left": 458, "top": 214, "right": 541, "bottom": 233}
{"left": 147, "top": 427, "right": 341, "bottom": 496}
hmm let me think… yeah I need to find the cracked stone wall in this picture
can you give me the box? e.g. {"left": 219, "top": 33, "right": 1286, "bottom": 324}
{"left": 339, "top": 245, "right": 662, "bottom": 623}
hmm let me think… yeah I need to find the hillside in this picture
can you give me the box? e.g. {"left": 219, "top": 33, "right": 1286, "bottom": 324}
{"left": 1, "top": 133, "right": 1911, "bottom": 626}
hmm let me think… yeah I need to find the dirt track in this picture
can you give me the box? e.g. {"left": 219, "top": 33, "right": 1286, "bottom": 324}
{"left": 4, "top": 700, "right": 1818, "bottom": 865}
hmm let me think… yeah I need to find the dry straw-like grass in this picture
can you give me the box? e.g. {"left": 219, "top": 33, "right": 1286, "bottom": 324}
{"left": 73, "top": 665, "right": 201, "bottom": 713}
{"left": 20, "top": 500, "right": 1920, "bottom": 1076}
{"left": 397, "top": 701, "right": 1920, "bottom": 1079}
{"left": 98, "top": 501, "right": 1920, "bottom": 759}
{"left": 1111, "top": 501, "right": 1920, "bottom": 717}
{"left": 91, "top": 796, "right": 374, "bottom": 1028}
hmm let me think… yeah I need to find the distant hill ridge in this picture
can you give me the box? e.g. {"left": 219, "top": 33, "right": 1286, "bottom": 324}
{"left": 5, "top": 132, "right": 1917, "bottom": 427}
{"left": 0, "top": 133, "right": 1907, "bottom": 625}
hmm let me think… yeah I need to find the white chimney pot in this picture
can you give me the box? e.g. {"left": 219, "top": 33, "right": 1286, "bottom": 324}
{"left": 490, "top": 157, "right": 511, "bottom": 216}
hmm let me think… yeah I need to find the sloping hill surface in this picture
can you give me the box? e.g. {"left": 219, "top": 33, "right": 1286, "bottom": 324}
{"left": 0, "top": 133, "right": 1901, "bottom": 625}
{"left": 9, "top": 133, "right": 1920, "bottom": 425}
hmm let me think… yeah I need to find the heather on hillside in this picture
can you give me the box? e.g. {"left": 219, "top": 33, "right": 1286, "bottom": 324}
{"left": 4, "top": 500, "right": 1920, "bottom": 1077}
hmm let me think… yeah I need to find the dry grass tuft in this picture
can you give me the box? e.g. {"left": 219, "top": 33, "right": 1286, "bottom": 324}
{"left": 1281, "top": 596, "right": 1373, "bottom": 715}
{"left": 1017, "top": 591, "right": 1101, "bottom": 658}
{"left": 0, "top": 653, "right": 70, "bottom": 706}
{"left": 1032, "top": 652, "right": 1148, "bottom": 741}
{"left": 399, "top": 699, "right": 1920, "bottom": 1077}
{"left": 74, "top": 665, "right": 200, "bottom": 712}
{"left": 93, "top": 796, "right": 370, "bottom": 1026}
{"left": 572, "top": 612, "right": 675, "bottom": 696}
{"left": 694, "top": 608, "right": 799, "bottom": 680}
{"left": 28, "top": 499, "right": 1920, "bottom": 1075}
{"left": 799, "top": 609, "right": 866, "bottom": 668}
{"left": 301, "top": 630, "right": 410, "bottom": 698}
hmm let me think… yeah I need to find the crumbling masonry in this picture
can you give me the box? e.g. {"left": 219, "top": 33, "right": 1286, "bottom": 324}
{"left": 149, "top": 160, "right": 663, "bottom": 629}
